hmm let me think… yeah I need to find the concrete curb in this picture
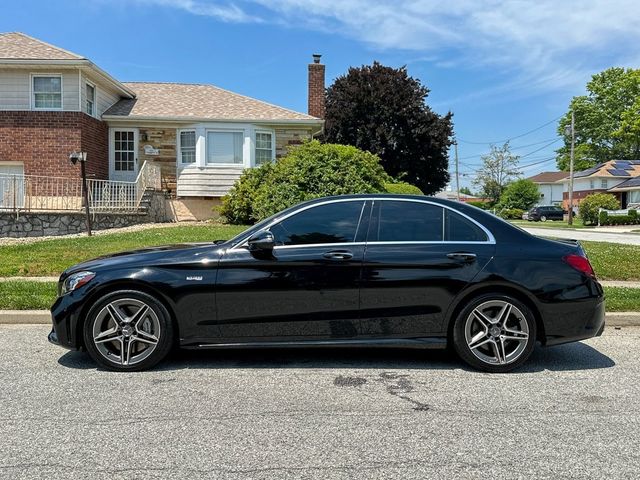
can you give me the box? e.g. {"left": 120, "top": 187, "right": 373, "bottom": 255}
{"left": 1, "top": 310, "right": 640, "bottom": 327}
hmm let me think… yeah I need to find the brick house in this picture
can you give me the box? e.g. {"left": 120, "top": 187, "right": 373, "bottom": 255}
{"left": 556, "top": 160, "right": 640, "bottom": 210}
{"left": 0, "top": 33, "right": 324, "bottom": 217}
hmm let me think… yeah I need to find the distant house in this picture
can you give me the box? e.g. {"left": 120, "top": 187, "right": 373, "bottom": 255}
{"left": 526, "top": 171, "right": 567, "bottom": 206}
{"left": 434, "top": 189, "right": 488, "bottom": 203}
{"left": 556, "top": 160, "right": 640, "bottom": 209}
{"left": 0, "top": 32, "right": 324, "bottom": 217}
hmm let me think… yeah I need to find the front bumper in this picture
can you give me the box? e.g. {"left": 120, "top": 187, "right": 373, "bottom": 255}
{"left": 49, "top": 290, "right": 87, "bottom": 351}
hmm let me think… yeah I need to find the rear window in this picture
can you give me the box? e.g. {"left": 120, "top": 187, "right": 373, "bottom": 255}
{"left": 444, "top": 210, "right": 488, "bottom": 242}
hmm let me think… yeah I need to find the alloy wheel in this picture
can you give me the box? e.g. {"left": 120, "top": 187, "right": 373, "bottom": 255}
{"left": 464, "top": 300, "right": 529, "bottom": 365}
{"left": 91, "top": 298, "right": 161, "bottom": 366}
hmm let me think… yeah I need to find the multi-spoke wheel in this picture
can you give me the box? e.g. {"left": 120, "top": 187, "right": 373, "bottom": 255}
{"left": 453, "top": 294, "right": 536, "bottom": 372}
{"left": 83, "top": 290, "right": 173, "bottom": 371}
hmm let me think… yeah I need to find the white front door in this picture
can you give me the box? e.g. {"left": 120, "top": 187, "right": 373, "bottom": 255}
{"left": 110, "top": 129, "right": 138, "bottom": 182}
{"left": 0, "top": 163, "right": 25, "bottom": 208}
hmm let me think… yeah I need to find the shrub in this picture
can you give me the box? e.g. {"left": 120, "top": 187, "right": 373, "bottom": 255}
{"left": 498, "top": 179, "right": 540, "bottom": 210}
{"left": 497, "top": 208, "right": 525, "bottom": 220}
{"left": 219, "top": 141, "right": 392, "bottom": 223}
{"left": 598, "top": 209, "right": 640, "bottom": 226}
{"left": 384, "top": 182, "right": 423, "bottom": 195}
{"left": 467, "top": 200, "right": 490, "bottom": 210}
{"left": 580, "top": 193, "right": 620, "bottom": 225}
{"left": 218, "top": 163, "right": 274, "bottom": 224}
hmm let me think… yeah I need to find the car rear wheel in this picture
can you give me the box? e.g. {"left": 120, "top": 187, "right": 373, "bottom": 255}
{"left": 452, "top": 294, "right": 536, "bottom": 373}
{"left": 83, "top": 290, "right": 173, "bottom": 371}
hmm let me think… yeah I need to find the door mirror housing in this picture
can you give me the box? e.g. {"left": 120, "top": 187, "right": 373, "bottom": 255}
{"left": 247, "top": 230, "right": 275, "bottom": 252}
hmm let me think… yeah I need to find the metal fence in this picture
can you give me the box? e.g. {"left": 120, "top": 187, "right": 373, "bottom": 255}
{"left": 0, "top": 162, "right": 162, "bottom": 213}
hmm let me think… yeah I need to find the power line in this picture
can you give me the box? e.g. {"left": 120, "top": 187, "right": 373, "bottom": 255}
{"left": 457, "top": 136, "right": 561, "bottom": 160}
{"left": 457, "top": 115, "right": 563, "bottom": 145}
{"left": 518, "top": 138, "right": 561, "bottom": 159}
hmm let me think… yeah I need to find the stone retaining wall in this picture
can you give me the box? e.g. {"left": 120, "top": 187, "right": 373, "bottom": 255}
{"left": 0, "top": 192, "right": 170, "bottom": 238}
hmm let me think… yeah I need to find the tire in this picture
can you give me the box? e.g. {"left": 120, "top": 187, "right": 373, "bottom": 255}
{"left": 83, "top": 290, "right": 174, "bottom": 371}
{"left": 540, "top": 215, "right": 547, "bottom": 222}
{"left": 452, "top": 294, "right": 537, "bottom": 373}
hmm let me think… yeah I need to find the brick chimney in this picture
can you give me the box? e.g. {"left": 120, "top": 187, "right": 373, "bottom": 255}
{"left": 308, "top": 54, "right": 325, "bottom": 119}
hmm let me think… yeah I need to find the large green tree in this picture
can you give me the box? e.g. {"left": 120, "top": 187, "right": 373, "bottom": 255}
{"left": 472, "top": 143, "right": 521, "bottom": 205}
{"left": 323, "top": 62, "right": 453, "bottom": 194}
{"left": 557, "top": 67, "right": 640, "bottom": 170}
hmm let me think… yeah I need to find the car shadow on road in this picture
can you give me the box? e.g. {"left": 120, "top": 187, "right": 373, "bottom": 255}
{"left": 57, "top": 341, "right": 615, "bottom": 373}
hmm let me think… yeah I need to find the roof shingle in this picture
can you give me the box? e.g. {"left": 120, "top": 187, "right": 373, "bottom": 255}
{"left": 526, "top": 171, "right": 568, "bottom": 183}
{"left": 104, "top": 82, "right": 319, "bottom": 122}
{"left": 0, "top": 32, "right": 83, "bottom": 60}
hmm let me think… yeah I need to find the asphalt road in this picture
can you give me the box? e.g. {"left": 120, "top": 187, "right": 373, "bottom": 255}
{"left": 523, "top": 227, "right": 640, "bottom": 245}
{"left": 2, "top": 325, "right": 640, "bottom": 479}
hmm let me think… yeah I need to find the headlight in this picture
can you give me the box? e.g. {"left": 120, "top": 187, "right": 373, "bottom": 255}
{"left": 60, "top": 271, "right": 95, "bottom": 296}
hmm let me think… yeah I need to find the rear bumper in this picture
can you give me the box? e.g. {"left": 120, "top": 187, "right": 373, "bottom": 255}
{"left": 543, "top": 297, "right": 606, "bottom": 346}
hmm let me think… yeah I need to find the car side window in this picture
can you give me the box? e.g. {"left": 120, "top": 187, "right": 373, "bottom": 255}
{"left": 377, "top": 201, "right": 444, "bottom": 241}
{"left": 444, "top": 210, "right": 488, "bottom": 242}
{"left": 270, "top": 201, "right": 365, "bottom": 246}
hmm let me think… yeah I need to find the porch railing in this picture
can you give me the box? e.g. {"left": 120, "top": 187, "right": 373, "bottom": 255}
{"left": 0, "top": 161, "right": 162, "bottom": 213}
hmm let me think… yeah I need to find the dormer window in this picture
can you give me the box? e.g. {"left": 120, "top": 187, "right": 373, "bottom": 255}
{"left": 33, "top": 75, "right": 62, "bottom": 110}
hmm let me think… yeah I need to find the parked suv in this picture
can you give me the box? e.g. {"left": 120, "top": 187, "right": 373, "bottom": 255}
{"left": 526, "top": 205, "right": 565, "bottom": 222}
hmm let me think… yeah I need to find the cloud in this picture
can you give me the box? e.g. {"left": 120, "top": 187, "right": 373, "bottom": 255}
{"left": 122, "top": 0, "right": 640, "bottom": 92}
{"left": 130, "top": 0, "right": 262, "bottom": 23}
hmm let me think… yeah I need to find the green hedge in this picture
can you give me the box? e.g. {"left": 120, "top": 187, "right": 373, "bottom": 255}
{"left": 580, "top": 193, "right": 620, "bottom": 225}
{"left": 498, "top": 208, "right": 525, "bottom": 220}
{"left": 598, "top": 209, "right": 639, "bottom": 226}
{"left": 384, "top": 182, "right": 423, "bottom": 195}
{"left": 219, "top": 141, "right": 392, "bottom": 223}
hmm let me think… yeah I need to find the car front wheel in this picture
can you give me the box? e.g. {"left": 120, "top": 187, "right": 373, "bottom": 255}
{"left": 452, "top": 294, "right": 536, "bottom": 373}
{"left": 83, "top": 290, "right": 174, "bottom": 371}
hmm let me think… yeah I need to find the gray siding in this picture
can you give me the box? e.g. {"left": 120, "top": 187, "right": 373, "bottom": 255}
{"left": 79, "top": 72, "right": 122, "bottom": 117}
{"left": 0, "top": 69, "right": 79, "bottom": 111}
{"left": 176, "top": 166, "right": 244, "bottom": 197}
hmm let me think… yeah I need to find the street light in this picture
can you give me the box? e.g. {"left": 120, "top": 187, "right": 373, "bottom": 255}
{"left": 69, "top": 151, "right": 92, "bottom": 236}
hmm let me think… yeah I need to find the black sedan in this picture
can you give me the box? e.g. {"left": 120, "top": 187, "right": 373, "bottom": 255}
{"left": 526, "top": 205, "right": 566, "bottom": 222}
{"left": 49, "top": 195, "right": 605, "bottom": 373}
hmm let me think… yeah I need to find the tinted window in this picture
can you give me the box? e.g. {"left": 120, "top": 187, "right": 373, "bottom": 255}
{"left": 270, "top": 201, "right": 365, "bottom": 246}
{"left": 377, "top": 201, "right": 443, "bottom": 241}
{"left": 444, "top": 210, "right": 488, "bottom": 242}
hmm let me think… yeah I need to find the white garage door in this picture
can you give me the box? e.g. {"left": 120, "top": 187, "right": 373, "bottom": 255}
{"left": 0, "top": 163, "right": 25, "bottom": 209}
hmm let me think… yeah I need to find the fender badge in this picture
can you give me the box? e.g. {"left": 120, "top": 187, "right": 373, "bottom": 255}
{"left": 186, "top": 276, "right": 203, "bottom": 281}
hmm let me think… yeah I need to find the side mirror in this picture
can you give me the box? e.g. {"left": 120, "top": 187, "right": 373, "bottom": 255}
{"left": 247, "top": 230, "right": 275, "bottom": 252}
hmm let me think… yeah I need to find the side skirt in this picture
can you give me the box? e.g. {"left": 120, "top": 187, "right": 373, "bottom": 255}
{"left": 183, "top": 337, "right": 448, "bottom": 350}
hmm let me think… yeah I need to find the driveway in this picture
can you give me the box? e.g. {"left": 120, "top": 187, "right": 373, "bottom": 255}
{"left": 522, "top": 227, "right": 640, "bottom": 245}
{"left": 2, "top": 325, "right": 639, "bottom": 479}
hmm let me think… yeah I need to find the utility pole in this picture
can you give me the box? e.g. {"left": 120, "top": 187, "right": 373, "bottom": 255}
{"left": 567, "top": 110, "right": 575, "bottom": 225}
{"left": 454, "top": 139, "right": 460, "bottom": 201}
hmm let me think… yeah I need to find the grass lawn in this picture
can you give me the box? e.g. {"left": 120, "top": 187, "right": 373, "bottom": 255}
{"left": 581, "top": 241, "right": 640, "bottom": 281}
{"left": 510, "top": 218, "right": 590, "bottom": 229}
{"left": 1, "top": 281, "right": 637, "bottom": 312}
{"left": 0, "top": 224, "right": 246, "bottom": 277}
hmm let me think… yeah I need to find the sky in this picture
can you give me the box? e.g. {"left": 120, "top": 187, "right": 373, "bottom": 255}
{"left": 2, "top": 0, "right": 639, "bottom": 190}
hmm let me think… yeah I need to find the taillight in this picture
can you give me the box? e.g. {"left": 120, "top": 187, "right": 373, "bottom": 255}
{"left": 563, "top": 254, "right": 595, "bottom": 277}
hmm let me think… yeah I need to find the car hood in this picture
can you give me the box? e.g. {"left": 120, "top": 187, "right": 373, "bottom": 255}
{"left": 61, "top": 242, "right": 226, "bottom": 278}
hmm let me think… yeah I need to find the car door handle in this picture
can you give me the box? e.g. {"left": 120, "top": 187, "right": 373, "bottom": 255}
{"left": 446, "top": 252, "right": 477, "bottom": 262}
{"left": 323, "top": 250, "right": 354, "bottom": 261}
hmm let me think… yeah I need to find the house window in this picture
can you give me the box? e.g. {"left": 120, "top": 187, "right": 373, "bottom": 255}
{"left": 601, "top": 179, "right": 608, "bottom": 189}
{"left": 179, "top": 131, "right": 196, "bottom": 164}
{"left": 85, "top": 83, "right": 95, "bottom": 116}
{"left": 255, "top": 132, "right": 274, "bottom": 165}
{"left": 206, "top": 131, "right": 243, "bottom": 164}
{"left": 590, "top": 180, "right": 595, "bottom": 189}
{"left": 33, "top": 75, "right": 62, "bottom": 109}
